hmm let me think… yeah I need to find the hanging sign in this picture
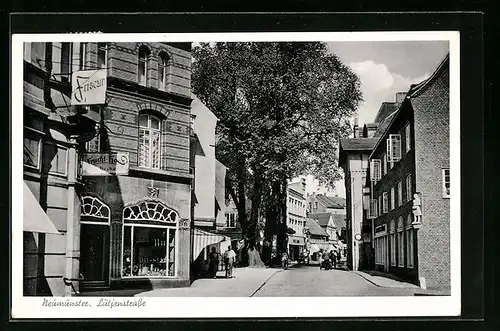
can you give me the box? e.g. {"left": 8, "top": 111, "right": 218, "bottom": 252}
{"left": 81, "top": 152, "right": 129, "bottom": 176}
{"left": 71, "top": 69, "right": 107, "bottom": 106}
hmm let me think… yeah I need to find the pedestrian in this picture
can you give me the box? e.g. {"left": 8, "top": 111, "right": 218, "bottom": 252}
{"left": 336, "top": 249, "right": 342, "bottom": 268}
{"left": 329, "top": 250, "right": 335, "bottom": 268}
{"left": 208, "top": 247, "right": 219, "bottom": 278}
{"left": 224, "top": 245, "right": 236, "bottom": 279}
{"left": 318, "top": 250, "right": 324, "bottom": 270}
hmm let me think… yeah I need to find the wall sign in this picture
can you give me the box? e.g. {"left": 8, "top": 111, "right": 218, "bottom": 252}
{"left": 71, "top": 69, "right": 107, "bottom": 106}
{"left": 82, "top": 152, "right": 129, "bottom": 176}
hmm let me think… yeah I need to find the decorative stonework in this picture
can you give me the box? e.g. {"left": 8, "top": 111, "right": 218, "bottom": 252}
{"left": 136, "top": 102, "right": 170, "bottom": 118}
{"left": 148, "top": 186, "right": 160, "bottom": 199}
{"left": 81, "top": 195, "right": 110, "bottom": 219}
{"left": 123, "top": 199, "right": 178, "bottom": 223}
{"left": 178, "top": 219, "right": 190, "bottom": 230}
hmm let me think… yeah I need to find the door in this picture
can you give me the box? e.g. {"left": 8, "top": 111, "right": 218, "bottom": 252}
{"left": 80, "top": 223, "right": 110, "bottom": 286}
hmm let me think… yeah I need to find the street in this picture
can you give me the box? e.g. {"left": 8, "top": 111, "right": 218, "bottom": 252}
{"left": 252, "top": 264, "right": 419, "bottom": 297}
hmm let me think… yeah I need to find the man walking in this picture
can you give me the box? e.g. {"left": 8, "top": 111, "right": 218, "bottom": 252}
{"left": 224, "top": 245, "right": 236, "bottom": 279}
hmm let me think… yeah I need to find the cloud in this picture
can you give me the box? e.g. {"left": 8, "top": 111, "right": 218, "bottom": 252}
{"left": 349, "top": 60, "right": 430, "bottom": 125}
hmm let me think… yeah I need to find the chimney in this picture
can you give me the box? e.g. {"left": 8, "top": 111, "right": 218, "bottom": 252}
{"left": 396, "top": 92, "right": 407, "bottom": 104}
{"left": 353, "top": 117, "right": 359, "bottom": 138}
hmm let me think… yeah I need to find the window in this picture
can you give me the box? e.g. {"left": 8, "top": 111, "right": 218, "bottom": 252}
{"left": 406, "top": 214, "right": 414, "bottom": 267}
{"left": 138, "top": 46, "right": 150, "bottom": 86}
{"left": 378, "top": 196, "right": 382, "bottom": 216}
{"left": 404, "top": 124, "right": 411, "bottom": 153}
{"left": 367, "top": 199, "right": 377, "bottom": 219}
{"left": 442, "top": 168, "right": 450, "bottom": 198}
{"left": 397, "top": 181, "right": 403, "bottom": 207}
{"left": 375, "top": 235, "right": 388, "bottom": 266}
{"left": 406, "top": 174, "right": 412, "bottom": 202}
{"left": 314, "top": 201, "right": 318, "bottom": 210}
{"left": 190, "top": 114, "right": 196, "bottom": 135}
{"left": 370, "top": 159, "right": 381, "bottom": 182}
{"left": 390, "top": 220, "right": 396, "bottom": 266}
{"left": 226, "top": 213, "right": 236, "bottom": 228}
{"left": 85, "top": 106, "right": 101, "bottom": 152}
{"left": 23, "top": 115, "right": 44, "bottom": 169}
{"left": 97, "top": 43, "right": 107, "bottom": 69}
{"left": 79, "top": 42, "right": 87, "bottom": 70}
{"left": 382, "top": 153, "right": 387, "bottom": 176}
{"left": 361, "top": 154, "right": 369, "bottom": 169}
{"left": 122, "top": 201, "right": 178, "bottom": 277}
{"left": 138, "top": 114, "right": 161, "bottom": 169}
{"left": 382, "top": 192, "right": 388, "bottom": 214}
{"left": 390, "top": 187, "right": 395, "bottom": 211}
{"left": 61, "top": 43, "right": 72, "bottom": 83}
{"left": 397, "top": 217, "right": 404, "bottom": 267}
{"left": 158, "top": 52, "right": 169, "bottom": 91}
{"left": 49, "top": 145, "right": 68, "bottom": 176}
{"left": 387, "top": 134, "right": 402, "bottom": 163}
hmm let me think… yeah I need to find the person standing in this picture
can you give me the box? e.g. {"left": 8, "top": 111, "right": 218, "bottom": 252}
{"left": 208, "top": 247, "right": 220, "bottom": 278}
{"left": 336, "top": 249, "right": 342, "bottom": 268}
{"left": 224, "top": 245, "right": 236, "bottom": 279}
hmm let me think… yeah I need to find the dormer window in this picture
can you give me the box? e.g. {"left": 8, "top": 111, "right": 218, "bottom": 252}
{"left": 138, "top": 46, "right": 150, "bottom": 86}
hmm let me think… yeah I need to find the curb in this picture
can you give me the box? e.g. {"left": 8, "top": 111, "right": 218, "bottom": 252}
{"left": 249, "top": 269, "right": 281, "bottom": 297}
{"left": 352, "top": 271, "right": 418, "bottom": 289}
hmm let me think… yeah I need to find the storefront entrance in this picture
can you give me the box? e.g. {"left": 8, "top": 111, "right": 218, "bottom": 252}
{"left": 79, "top": 196, "right": 111, "bottom": 290}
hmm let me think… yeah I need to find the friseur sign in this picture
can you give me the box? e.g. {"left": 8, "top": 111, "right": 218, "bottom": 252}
{"left": 71, "top": 69, "right": 107, "bottom": 106}
{"left": 82, "top": 152, "right": 129, "bottom": 176}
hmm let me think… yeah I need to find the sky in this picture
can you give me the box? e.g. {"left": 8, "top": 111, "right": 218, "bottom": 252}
{"left": 301, "top": 41, "right": 450, "bottom": 197}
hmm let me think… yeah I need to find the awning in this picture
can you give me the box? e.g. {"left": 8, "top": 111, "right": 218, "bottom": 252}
{"left": 23, "top": 182, "right": 61, "bottom": 235}
{"left": 81, "top": 161, "right": 111, "bottom": 176}
{"left": 192, "top": 227, "right": 229, "bottom": 261}
{"left": 288, "top": 235, "right": 305, "bottom": 246}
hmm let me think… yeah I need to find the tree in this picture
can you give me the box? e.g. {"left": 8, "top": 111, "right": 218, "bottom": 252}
{"left": 192, "top": 42, "right": 362, "bottom": 264}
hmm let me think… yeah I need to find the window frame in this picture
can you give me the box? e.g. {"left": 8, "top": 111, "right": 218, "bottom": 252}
{"left": 390, "top": 187, "right": 395, "bottom": 211}
{"left": 138, "top": 46, "right": 149, "bottom": 86}
{"left": 382, "top": 192, "right": 388, "bottom": 214}
{"left": 404, "top": 123, "right": 411, "bottom": 153}
{"left": 390, "top": 220, "right": 396, "bottom": 267}
{"left": 97, "top": 42, "right": 107, "bottom": 69}
{"left": 23, "top": 116, "right": 44, "bottom": 170}
{"left": 138, "top": 113, "right": 162, "bottom": 170}
{"left": 406, "top": 174, "right": 412, "bottom": 202}
{"left": 397, "top": 181, "right": 403, "bottom": 207}
{"left": 60, "top": 42, "right": 72, "bottom": 83}
{"left": 158, "top": 53, "right": 169, "bottom": 91}
{"left": 48, "top": 143, "right": 69, "bottom": 177}
{"left": 382, "top": 153, "right": 387, "bottom": 176}
{"left": 442, "top": 168, "right": 450, "bottom": 198}
{"left": 405, "top": 214, "right": 414, "bottom": 268}
{"left": 397, "top": 217, "right": 404, "bottom": 267}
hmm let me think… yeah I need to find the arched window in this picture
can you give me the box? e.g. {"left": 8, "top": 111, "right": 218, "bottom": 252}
{"left": 390, "top": 219, "right": 396, "bottom": 266}
{"left": 81, "top": 195, "right": 110, "bottom": 223}
{"left": 122, "top": 200, "right": 179, "bottom": 278}
{"left": 138, "top": 113, "right": 161, "bottom": 169}
{"left": 158, "top": 52, "right": 170, "bottom": 91}
{"left": 397, "top": 216, "right": 404, "bottom": 267}
{"left": 138, "top": 46, "right": 150, "bottom": 86}
{"left": 406, "top": 214, "right": 414, "bottom": 267}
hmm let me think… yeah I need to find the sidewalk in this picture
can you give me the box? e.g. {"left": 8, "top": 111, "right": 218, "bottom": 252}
{"left": 353, "top": 270, "right": 421, "bottom": 289}
{"left": 136, "top": 266, "right": 281, "bottom": 297}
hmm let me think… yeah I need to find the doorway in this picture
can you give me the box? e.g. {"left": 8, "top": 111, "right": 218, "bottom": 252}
{"left": 80, "top": 223, "right": 110, "bottom": 288}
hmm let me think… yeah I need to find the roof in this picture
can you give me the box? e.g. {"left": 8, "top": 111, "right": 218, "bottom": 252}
{"left": 315, "top": 195, "right": 346, "bottom": 209}
{"left": 308, "top": 212, "right": 333, "bottom": 227}
{"left": 374, "top": 102, "right": 399, "bottom": 123}
{"left": 364, "top": 123, "right": 378, "bottom": 129}
{"left": 305, "top": 218, "right": 329, "bottom": 237}
{"left": 373, "top": 110, "right": 397, "bottom": 138}
{"left": 331, "top": 214, "right": 347, "bottom": 230}
{"left": 339, "top": 138, "right": 378, "bottom": 151}
{"left": 370, "top": 53, "right": 449, "bottom": 158}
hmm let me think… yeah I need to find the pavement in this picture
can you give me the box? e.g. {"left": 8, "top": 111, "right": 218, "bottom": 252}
{"left": 136, "top": 266, "right": 282, "bottom": 297}
{"left": 351, "top": 271, "right": 421, "bottom": 289}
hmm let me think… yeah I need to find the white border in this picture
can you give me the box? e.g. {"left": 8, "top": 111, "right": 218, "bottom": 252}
{"left": 12, "top": 31, "right": 460, "bottom": 319}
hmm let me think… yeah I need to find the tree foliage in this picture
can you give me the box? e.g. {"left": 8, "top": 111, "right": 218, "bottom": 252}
{"left": 192, "top": 42, "right": 362, "bottom": 258}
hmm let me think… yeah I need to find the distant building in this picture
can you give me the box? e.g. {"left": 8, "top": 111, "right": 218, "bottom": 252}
{"left": 306, "top": 193, "right": 346, "bottom": 215}
{"left": 286, "top": 178, "right": 307, "bottom": 261}
{"left": 308, "top": 212, "right": 338, "bottom": 245}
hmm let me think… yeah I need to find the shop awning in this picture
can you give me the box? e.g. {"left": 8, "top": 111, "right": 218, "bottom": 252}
{"left": 23, "top": 182, "right": 61, "bottom": 235}
{"left": 288, "top": 235, "right": 305, "bottom": 246}
{"left": 192, "top": 227, "right": 229, "bottom": 261}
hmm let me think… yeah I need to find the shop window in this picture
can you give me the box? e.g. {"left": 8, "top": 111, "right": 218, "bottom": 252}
{"left": 406, "top": 174, "right": 412, "bottom": 202}
{"left": 122, "top": 200, "right": 178, "bottom": 278}
{"left": 23, "top": 115, "right": 44, "bottom": 169}
{"left": 158, "top": 52, "right": 170, "bottom": 91}
{"left": 49, "top": 145, "right": 68, "bottom": 176}
{"left": 97, "top": 43, "right": 107, "bottom": 69}
{"left": 138, "top": 46, "right": 150, "bottom": 86}
{"left": 405, "top": 214, "right": 414, "bottom": 267}
{"left": 138, "top": 113, "right": 161, "bottom": 169}
{"left": 442, "top": 168, "right": 450, "bottom": 198}
{"left": 397, "top": 217, "right": 404, "bottom": 267}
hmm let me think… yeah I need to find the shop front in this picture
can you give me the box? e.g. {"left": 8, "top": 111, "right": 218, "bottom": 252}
{"left": 288, "top": 235, "right": 305, "bottom": 261}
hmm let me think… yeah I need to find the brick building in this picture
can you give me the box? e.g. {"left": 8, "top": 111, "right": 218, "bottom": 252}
{"left": 23, "top": 41, "right": 196, "bottom": 295}
{"left": 286, "top": 178, "right": 307, "bottom": 261}
{"left": 365, "top": 54, "right": 450, "bottom": 290}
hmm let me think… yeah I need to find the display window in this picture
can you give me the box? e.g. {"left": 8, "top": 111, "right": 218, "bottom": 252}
{"left": 121, "top": 200, "right": 178, "bottom": 278}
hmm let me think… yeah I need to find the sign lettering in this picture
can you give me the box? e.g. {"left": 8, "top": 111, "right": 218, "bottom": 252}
{"left": 71, "top": 69, "right": 107, "bottom": 106}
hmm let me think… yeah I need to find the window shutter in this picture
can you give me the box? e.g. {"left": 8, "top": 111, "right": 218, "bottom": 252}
{"left": 370, "top": 159, "right": 381, "bottom": 182}
{"left": 368, "top": 199, "right": 378, "bottom": 219}
{"left": 387, "top": 134, "right": 402, "bottom": 162}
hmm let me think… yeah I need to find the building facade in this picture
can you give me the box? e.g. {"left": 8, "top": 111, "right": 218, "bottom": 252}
{"left": 307, "top": 193, "right": 346, "bottom": 215}
{"left": 286, "top": 178, "right": 307, "bottom": 261}
{"left": 366, "top": 55, "right": 450, "bottom": 290}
